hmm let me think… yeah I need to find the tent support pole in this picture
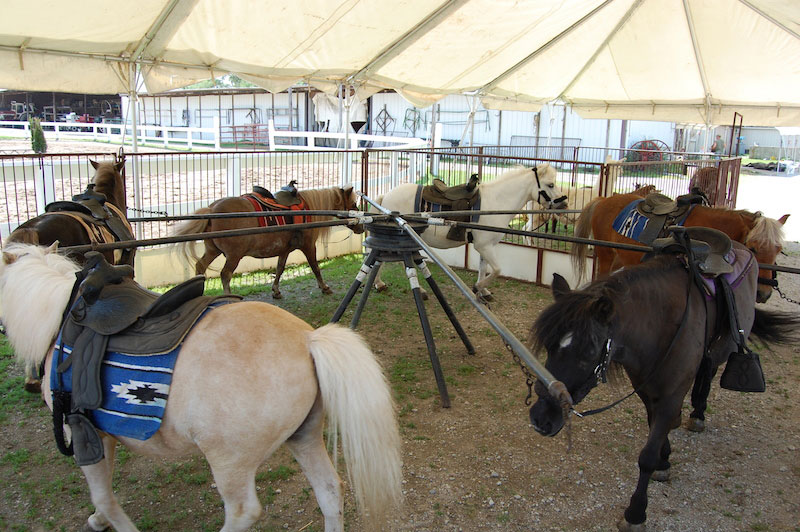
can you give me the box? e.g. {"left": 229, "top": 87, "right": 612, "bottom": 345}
{"left": 129, "top": 61, "right": 142, "bottom": 218}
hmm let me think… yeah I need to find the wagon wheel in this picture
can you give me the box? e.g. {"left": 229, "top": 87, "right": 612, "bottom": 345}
{"left": 626, "top": 139, "right": 669, "bottom": 170}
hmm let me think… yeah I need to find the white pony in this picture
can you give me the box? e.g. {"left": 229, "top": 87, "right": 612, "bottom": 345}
{"left": 0, "top": 243, "right": 402, "bottom": 532}
{"left": 377, "top": 163, "right": 567, "bottom": 298}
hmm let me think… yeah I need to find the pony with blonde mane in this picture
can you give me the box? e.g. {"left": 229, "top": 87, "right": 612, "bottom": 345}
{"left": 571, "top": 193, "right": 788, "bottom": 302}
{"left": 0, "top": 243, "right": 402, "bottom": 532}
{"left": 173, "top": 186, "right": 363, "bottom": 297}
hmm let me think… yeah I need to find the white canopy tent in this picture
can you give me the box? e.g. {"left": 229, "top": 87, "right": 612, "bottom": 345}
{"left": 1, "top": 0, "right": 799, "bottom": 126}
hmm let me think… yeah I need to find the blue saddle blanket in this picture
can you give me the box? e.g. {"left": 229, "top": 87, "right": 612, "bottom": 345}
{"left": 612, "top": 199, "right": 650, "bottom": 241}
{"left": 51, "top": 304, "right": 219, "bottom": 440}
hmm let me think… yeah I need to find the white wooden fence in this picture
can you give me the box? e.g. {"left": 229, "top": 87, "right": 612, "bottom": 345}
{"left": 0, "top": 119, "right": 221, "bottom": 150}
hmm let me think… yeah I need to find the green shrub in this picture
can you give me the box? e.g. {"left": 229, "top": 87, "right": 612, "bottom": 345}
{"left": 29, "top": 117, "right": 47, "bottom": 153}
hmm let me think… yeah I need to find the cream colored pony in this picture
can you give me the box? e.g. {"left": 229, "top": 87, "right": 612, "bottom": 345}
{"left": 530, "top": 156, "right": 621, "bottom": 232}
{"left": 0, "top": 243, "right": 402, "bottom": 532}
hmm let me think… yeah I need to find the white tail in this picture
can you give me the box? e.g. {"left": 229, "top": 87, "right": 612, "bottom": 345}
{"left": 307, "top": 324, "right": 402, "bottom": 523}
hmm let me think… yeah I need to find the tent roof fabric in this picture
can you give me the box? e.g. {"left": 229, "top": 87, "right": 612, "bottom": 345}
{"left": 1, "top": 0, "right": 799, "bottom": 125}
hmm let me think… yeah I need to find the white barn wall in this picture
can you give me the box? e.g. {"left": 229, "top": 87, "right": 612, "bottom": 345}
{"left": 370, "top": 93, "right": 676, "bottom": 156}
{"left": 124, "top": 89, "right": 688, "bottom": 154}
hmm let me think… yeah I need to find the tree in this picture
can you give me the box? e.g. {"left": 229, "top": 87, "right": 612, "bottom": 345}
{"left": 29, "top": 117, "right": 47, "bottom": 154}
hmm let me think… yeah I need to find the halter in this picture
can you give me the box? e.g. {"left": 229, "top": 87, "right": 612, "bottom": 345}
{"left": 532, "top": 166, "right": 567, "bottom": 207}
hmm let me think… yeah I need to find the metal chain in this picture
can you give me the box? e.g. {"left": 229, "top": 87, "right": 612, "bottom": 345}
{"left": 506, "top": 342, "right": 575, "bottom": 452}
{"left": 776, "top": 284, "right": 800, "bottom": 305}
{"left": 129, "top": 207, "right": 169, "bottom": 217}
{"left": 771, "top": 271, "right": 800, "bottom": 306}
{"left": 506, "top": 342, "right": 537, "bottom": 405}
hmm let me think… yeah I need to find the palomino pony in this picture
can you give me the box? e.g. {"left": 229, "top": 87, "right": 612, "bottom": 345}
{"left": 173, "top": 186, "right": 362, "bottom": 297}
{"left": 0, "top": 243, "right": 402, "bottom": 532}
{"left": 378, "top": 164, "right": 567, "bottom": 298}
{"left": 571, "top": 192, "right": 788, "bottom": 302}
{"left": 529, "top": 243, "right": 798, "bottom": 530}
{"left": 5, "top": 158, "right": 132, "bottom": 393}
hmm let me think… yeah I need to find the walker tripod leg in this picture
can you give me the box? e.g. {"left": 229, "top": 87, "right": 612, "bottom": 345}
{"left": 416, "top": 259, "right": 476, "bottom": 355}
{"left": 350, "top": 259, "right": 382, "bottom": 329}
{"left": 330, "top": 248, "right": 379, "bottom": 324}
{"left": 404, "top": 254, "right": 451, "bottom": 408}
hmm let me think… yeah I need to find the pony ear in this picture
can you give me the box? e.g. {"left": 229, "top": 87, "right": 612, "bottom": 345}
{"left": 2, "top": 251, "right": 16, "bottom": 265}
{"left": 344, "top": 185, "right": 354, "bottom": 194}
{"left": 591, "top": 295, "right": 614, "bottom": 322}
{"left": 114, "top": 160, "right": 125, "bottom": 172}
{"left": 778, "top": 214, "right": 790, "bottom": 225}
{"left": 551, "top": 273, "right": 571, "bottom": 299}
{"left": 46, "top": 241, "right": 59, "bottom": 253}
{"left": 90, "top": 159, "right": 99, "bottom": 170}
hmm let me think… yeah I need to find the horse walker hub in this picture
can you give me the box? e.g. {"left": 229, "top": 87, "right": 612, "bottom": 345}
{"left": 331, "top": 218, "right": 475, "bottom": 408}
{"left": 362, "top": 218, "right": 429, "bottom": 252}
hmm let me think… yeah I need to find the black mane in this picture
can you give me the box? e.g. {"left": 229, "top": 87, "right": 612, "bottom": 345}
{"left": 530, "top": 255, "right": 683, "bottom": 363}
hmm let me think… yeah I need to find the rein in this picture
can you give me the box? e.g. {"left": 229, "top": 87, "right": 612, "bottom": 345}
{"left": 50, "top": 269, "right": 88, "bottom": 457}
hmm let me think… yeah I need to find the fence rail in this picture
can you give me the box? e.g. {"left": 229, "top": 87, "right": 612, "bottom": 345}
{"left": 0, "top": 119, "right": 220, "bottom": 150}
{"left": 0, "top": 147, "right": 737, "bottom": 257}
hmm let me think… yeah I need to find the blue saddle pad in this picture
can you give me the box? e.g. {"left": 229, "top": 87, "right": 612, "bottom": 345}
{"left": 51, "top": 304, "right": 220, "bottom": 440}
{"left": 612, "top": 199, "right": 650, "bottom": 242}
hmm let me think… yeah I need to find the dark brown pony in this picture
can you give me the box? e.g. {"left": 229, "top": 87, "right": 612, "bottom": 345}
{"left": 4, "top": 159, "right": 130, "bottom": 392}
{"left": 5, "top": 159, "right": 131, "bottom": 266}
{"left": 572, "top": 193, "right": 788, "bottom": 303}
{"left": 529, "top": 248, "right": 799, "bottom": 530}
{"left": 173, "top": 186, "right": 363, "bottom": 297}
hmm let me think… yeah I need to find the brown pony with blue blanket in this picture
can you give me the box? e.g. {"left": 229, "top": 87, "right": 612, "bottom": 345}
{"left": 571, "top": 192, "right": 788, "bottom": 303}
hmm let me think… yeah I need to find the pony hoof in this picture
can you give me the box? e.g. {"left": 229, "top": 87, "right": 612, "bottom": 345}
{"left": 374, "top": 283, "right": 387, "bottom": 293}
{"left": 686, "top": 418, "right": 705, "bottom": 433}
{"left": 271, "top": 292, "right": 283, "bottom": 300}
{"left": 652, "top": 467, "right": 670, "bottom": 482}
{"left": 617, "top": 517, "right": 646, "bottom": 532}
{"left": 82, "top": 523, "right": 109, "bottom": 532}
{"left": 24, "top": 381, "right": 42, "bottom": 394}
{"left": 322, "top": 287, "right": 333, "bottom": 295}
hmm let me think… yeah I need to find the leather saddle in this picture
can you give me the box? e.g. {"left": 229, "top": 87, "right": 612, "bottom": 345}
{"left": 45, "top": 184, "right": 135, "bottom": 261}
{"left": 420, "top": 174, "right": 480, "bottom": 241}
{"left": 637, "top": 189, "right": 706, "bottom": 217}
{"left": 250, "top": 181, "right": 302, "bottom": 208}
{"left": 631, "top": 190, "right": 707, "bottom": 245}
{"left": 650, "top": 226, "right": 734, "bottom": 276}
{"left": 253, "top": 182, "right": 303, "bottom": 207}
{"left": 273, "top": 180, "right": 302, "bottom": 207}
{"left": 429, "top": 174, "right": 480, "bottom": 202}
{"left": 56, "top": 252, "right": 240, "bottom": 435}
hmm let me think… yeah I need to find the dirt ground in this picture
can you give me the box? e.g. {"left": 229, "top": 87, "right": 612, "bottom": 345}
{"left": 1, "top": 243, "right": 799, "bottom": 532}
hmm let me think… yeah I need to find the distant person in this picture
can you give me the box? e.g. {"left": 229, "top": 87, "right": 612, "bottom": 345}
{"left": 710, "top": 134, "right": 726, "bottom": 159}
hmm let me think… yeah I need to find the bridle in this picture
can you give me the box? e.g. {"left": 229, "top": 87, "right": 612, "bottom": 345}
{"left": 532, "top": 166, "right": 567, "bottom": 208}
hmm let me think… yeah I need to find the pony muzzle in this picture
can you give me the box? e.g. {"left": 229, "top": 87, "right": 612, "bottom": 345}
{"left": 529, "top": 395, "right": 565, "bottom": 436}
